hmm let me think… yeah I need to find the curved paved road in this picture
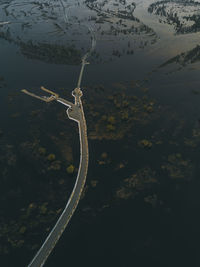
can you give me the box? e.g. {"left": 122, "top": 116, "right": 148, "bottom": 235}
{"left": 28, "top": 88, "right": 89, "bottom": 267}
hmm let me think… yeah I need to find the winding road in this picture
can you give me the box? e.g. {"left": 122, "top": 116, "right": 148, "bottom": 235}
{"left": 23, "top": 87, "right": 89, "bottom": 267}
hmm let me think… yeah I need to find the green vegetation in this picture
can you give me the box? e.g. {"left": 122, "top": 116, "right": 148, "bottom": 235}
{"left": 160, "top": 45, "right": 200, "bottom": 67}
{"left": 0, "top": 80, "right": 200, "bottom": 265}
{"left": 85, "top": 83, "right": 157, "bottom": 140}
{"left": 20, "top": 41, "right": 81, "bottom": 65}
{"left": 47, "top": 153, "right": 56, "bottom": 161}
{"left": 116, "top": 167, "right": 157, "bottom": 200}
{"left": 0, "top": 0, "right": 200, "bottom": 265}
{"left": 161, "top": 153, "right": 193, "bottom": 180}
{"left": 138, "top": 139, "right": 153, "bottom": 148}
{"left": 66, "top": 164, "right": 75, "bottom": 174}
{"left": 148, "top": 0, "right": 200, "bottom": 34}
{"left": 38, "top": 147, "right": 46, "bottom": 155}
{"left": 48, "top": 160, "right": 61, "bottom": 171}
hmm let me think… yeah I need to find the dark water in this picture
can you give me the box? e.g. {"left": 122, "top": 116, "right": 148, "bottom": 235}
{"left": 1, "top": 0, "right": 200, "bottom": 266}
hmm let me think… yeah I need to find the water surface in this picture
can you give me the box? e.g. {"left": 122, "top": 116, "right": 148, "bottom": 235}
{"left": 1, "top": 1, "right": 200, "bottom": 266}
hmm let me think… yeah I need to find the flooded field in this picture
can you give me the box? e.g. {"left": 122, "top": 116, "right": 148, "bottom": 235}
{"left": 1, "top": 0, "right": 200, "bottom": 266}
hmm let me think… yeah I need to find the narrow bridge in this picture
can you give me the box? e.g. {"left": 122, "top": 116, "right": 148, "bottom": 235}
{"left": 22, "top": 86, "right": 89, "bottom": 267}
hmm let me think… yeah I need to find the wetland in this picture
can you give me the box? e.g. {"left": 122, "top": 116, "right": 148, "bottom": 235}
{"left": 1, "top": 0, "right": 200, "bottom": 266}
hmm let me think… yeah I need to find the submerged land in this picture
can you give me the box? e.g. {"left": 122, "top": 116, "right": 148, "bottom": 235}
{"left": 0, "top": 0, "right": 200, "bottom": 266}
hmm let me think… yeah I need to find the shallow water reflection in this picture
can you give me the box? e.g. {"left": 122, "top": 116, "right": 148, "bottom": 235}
{"left": 1, "top": 0, "right": 200, "bottom": 267}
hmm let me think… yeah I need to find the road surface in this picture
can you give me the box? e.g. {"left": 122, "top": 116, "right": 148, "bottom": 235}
{"left": 28, "top": 88, "right": 89, "bottom": 267}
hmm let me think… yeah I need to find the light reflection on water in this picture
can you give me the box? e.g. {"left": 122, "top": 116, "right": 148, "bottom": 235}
{"left": 1, "top": 0, "right": 200, "bottom": 266}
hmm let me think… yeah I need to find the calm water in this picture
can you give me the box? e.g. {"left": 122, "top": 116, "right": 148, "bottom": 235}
{"left": 1, "top": 0, "right": 200, "bottom": 266}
